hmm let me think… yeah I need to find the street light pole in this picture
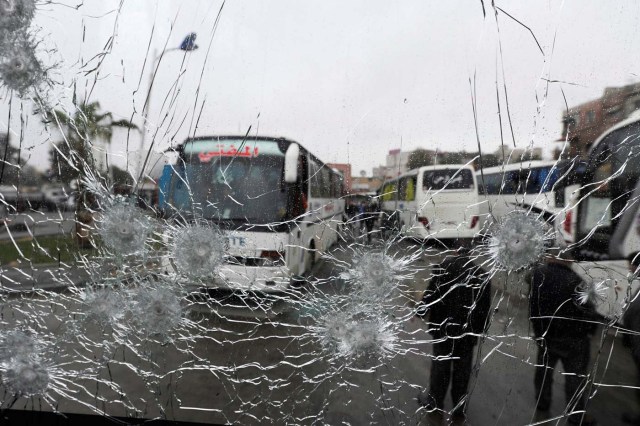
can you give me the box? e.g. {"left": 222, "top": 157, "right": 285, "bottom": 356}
{"left": 137, "top": 33, "right": 198, "bottom": 179}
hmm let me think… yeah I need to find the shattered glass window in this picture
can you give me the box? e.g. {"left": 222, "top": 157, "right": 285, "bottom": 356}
{"left": 2, "top": 1, "right": 640, "bottom": 425}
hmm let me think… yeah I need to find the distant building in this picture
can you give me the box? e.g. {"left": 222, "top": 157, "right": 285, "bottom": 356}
{"left": 372, "top": 149, "right": 411, "bottom": 179}
{"left": 561, "top": 81, "right": 640, "bottom": 157}
{"left": 327, "top": 163, "right": 352, "bottom": 193}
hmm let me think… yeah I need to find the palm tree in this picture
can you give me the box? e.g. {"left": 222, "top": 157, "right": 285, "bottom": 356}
{"left": 49, "top": 101, "right": 136, "bottom": 184}
{"left": 47, "top": 102, "right": 137, "bottom": 246}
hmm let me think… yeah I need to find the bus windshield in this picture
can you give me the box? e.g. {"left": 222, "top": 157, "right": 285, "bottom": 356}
{"left": 167, "top": 140, "right": 289, "bottom": 224}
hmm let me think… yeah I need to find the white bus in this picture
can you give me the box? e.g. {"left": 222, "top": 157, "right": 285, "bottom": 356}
{"left": 380, "top": 164, "right": 484, "bottom": 243}
{"left": 159, "top": 136, "right": 345, "bottom": 293}
{"left": 477, "top": 160, "right": 579, "bottom": 241}
{"left": 569, "top": 112, "right": 640, "bottom": 318}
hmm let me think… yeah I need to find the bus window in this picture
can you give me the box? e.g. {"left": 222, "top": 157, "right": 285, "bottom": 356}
{"left": 381, "top": 181, "right": 397, "bottom": 202}
{"left": 309, "top": 159, "right": 323, "bottom": 198}
{"left": 502, "top": 171, "right": 519, "bottom": 194}
{"left": 320, "top": 167, "right": 332, "bottom": 198}
{"left": 396, "top": 175, "right": 416, "bottom": 201}
{"left": 516, "top": 166, "right": 562, "bottom": 195}
{"left": 330, "top": 173, "right": 343, "bottom": 198}
{"left": 483, "top": 173, "right": 502, "bottom": 195}
{"left": 405, "top": 176, "right": 416, "bottom": 201}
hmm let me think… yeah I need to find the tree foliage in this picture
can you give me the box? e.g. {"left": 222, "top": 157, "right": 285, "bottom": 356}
{"left": 475, "top": 153, "right": 501, "bottom": 169}
{"left": 48, "top": 101, "right": 136, "bottom": 184}
{"left": 110, "top": 165, "right": 134, "bottom": 188}
{"left": 407, "top": 149, "right": 434, "bottom": 170}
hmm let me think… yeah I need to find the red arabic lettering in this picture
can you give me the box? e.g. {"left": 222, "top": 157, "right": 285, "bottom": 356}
{"left": 197, "top": 145, "right": 260, "bottom": 162}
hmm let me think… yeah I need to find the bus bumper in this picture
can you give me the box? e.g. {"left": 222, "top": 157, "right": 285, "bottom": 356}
{"left": 410, "top": 221, "right": 482, "bottom": 241}
{"left": 185, "top": 264, "right": 294, "bottom": 294}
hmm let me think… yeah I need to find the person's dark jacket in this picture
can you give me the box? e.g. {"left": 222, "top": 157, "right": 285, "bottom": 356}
{"left": 529, "top": 262, "right": 599, "bottom": 339}
{"left": 418, "top": 253, "right": 492, "bottom": 340}
{"left": 623, "top": 294, "right": 640, "bottom": 363}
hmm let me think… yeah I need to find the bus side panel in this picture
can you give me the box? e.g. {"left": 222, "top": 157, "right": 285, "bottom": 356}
{"left": 157, "top": 165, "right": 173, "bottom": 212}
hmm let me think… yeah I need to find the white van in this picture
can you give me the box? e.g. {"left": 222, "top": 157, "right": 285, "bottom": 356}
{"left": 380, "top": 164, "right": 485, "bottom": 243}
{"left": 477, "top": 160, "right": 577, "bottom": 242}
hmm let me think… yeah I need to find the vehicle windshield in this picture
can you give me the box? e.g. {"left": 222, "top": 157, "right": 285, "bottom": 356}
{"left": 167, "top": 140, "right": 288, "bottom": 224}
{"left": 4, "top": 2, "right": 640, "bottom": 425}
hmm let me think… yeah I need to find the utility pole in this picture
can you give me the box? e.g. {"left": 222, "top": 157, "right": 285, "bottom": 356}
{"left": 137, "top": 33, "right": 198, "bottom": 179}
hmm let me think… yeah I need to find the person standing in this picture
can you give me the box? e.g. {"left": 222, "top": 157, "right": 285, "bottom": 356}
{"left": 622, "top": 252, "right": 640, "bottom": 424}
{"left": 529, "top": 255, "right": 599, "bottom": 426}
{"left": 363, "top": 198, "right": 378, "bottom": 243}
{"left": 416, "top": 244, "right": 492, "bottom": 422}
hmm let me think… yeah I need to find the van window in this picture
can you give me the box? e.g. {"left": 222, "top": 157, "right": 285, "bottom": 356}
{"left": 423, "top": 169, "right": 474, "bottom": 190}
{"left": 398, "top": 175, "right": 416, "bottom": 201}
{"left": 381, "top": 181, "right": 397, "bottom": 202}
{"left": 405, "top": 176, "right": 416, "bottom": 201}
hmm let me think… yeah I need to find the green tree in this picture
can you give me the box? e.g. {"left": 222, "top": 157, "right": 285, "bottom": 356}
{"left": 475, "top": 153, "right": 501, "bottom": 169}
{"left": 441, "top": 151, "right": 465, "bottom": 165}
{"left": 46, "top": 102, "right": 136, "bottom": 247}
{"left": 110, "top": 165, "right": 134, "bottom": 196}
{"left": 407, "top": 148, "right": 434, "bottom": 170}
{"left": 110, "top": 165, "right": 134, "bottom": 187}
{"left": 48, "top": 101, "right": 136, "bottom": 184}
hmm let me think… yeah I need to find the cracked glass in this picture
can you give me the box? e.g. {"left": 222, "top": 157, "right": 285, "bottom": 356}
{"left": 0, "top": 1, "right": 639, "bottom": 425}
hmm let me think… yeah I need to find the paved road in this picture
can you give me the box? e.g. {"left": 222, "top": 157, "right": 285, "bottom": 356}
{"left": 0, "top": 238, "right": 636, "bottom": 425}
{"left": 0, "top": 262, "right": 89, "bottom": 291}
{"left": 0, "top": 211, "right": 75, "bottom": 240}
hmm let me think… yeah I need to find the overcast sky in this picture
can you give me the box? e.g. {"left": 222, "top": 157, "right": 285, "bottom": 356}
{"left": 2, "top": 1, "right": 640, "bottom": 176}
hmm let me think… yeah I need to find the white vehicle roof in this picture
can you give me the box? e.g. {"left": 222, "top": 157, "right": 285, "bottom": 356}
{"left": 417, "top": 164, "right": 475, "bottom": 172}
{"left": 384, "top": 164, "right": 475, "bottom": 182}
{"left": 478, "top": 160, "right": 560, "bottom": 175}
{"left": 588, "top": 109, "right": 640, "bottom": 156}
